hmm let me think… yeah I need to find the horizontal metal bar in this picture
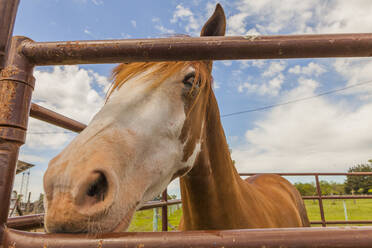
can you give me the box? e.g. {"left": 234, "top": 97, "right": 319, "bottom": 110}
{"left": 140, "top": 199, "right": 182, "bottom": 210}
{"left": 4, "top": 226, "right": 372, "bottom": 248}
{"left": 303, "top": 195, "right": 372, "bottom": 200}
{"left": 0, "top": 0, "right": 20, "bottom": 70}
{"left": 6, "top": 200, "right": 182, "bottom": 230}
{"left": 311, "top": 220, "right": 372, "bottom": 225}
{"left": 30, "top": 103, "right": 86, "bottom": 132}
{"left": 239, "top": 172, "right": 372, "bottom": 176}
{"left": 6, "top": 214, "right": 44, "bottom": 230}
{"left": 20, "top": 33, "right": 372, "bottom": 66}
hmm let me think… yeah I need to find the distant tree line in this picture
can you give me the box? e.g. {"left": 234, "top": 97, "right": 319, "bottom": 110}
{"left": 294, "top": 160, "right": 372, "bottom": 196}
{"left": 294, "top": 181, "right": 345, "bottom": 196}
{"left": 344, "top": 160, "right": 372, "bottom": 195}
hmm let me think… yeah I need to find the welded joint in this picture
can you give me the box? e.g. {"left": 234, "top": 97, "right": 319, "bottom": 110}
{"left": 0, "top": 65, "right": 35, "bottom": 89}
{"left": 0, "top": 36, "right": 35, "bottom": 144}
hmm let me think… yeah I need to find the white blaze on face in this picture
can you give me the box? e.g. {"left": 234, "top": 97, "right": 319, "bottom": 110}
{"left": 96, "top": 65, "right": 200, "bottom": 207}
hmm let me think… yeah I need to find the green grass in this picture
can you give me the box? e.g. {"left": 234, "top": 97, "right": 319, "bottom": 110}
{"left": 304, "top": 199, "right": 372, "bottom": 225}
{"left": 128, "top": 199, "right": 372, "bottom": 231}
{"left": 128, "top": 205, "right": 183, "bottom": 231}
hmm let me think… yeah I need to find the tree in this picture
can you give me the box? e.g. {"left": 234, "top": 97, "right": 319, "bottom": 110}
{"left": 295, "top": 181, "right": 345, "bottom": 196}
{"left": 294, "top": 182, "right": 316, "bottom": 196}
{"left": 344, "top": 161, "right": 372, "bottom": 195}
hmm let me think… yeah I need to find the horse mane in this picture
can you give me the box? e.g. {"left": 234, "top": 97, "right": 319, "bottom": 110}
{"left": 107, "top": 61, "right": 213, "bottom": 100}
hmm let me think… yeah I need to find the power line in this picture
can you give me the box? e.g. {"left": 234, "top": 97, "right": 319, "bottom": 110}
{"left": 27, "top": 131, "right": 73, "bottom": 135}
{"left": 221, "top": 79, "right": 372, "bottom": 118}
{"left": 27, "top": 79, "right": 372, "bottom": 134}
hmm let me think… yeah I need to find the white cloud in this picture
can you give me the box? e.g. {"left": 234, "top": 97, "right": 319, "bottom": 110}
{"left": 121, "top": 33, "right": 132, "bottom": 39}
{"left": 333, "top": 58, "right": 372, "bottom": 98}
{"left": 252, "top": 60, "right": 266, "bottom": 68}
{"left": 171, "top": 4, "right": 193, "bottom": 22}
{"left": 262, "top": 61, "right": 287, "bottom": 77}
{"left": 315, "top": 1, "right": 372, "bottom": 34}
{"left": 155, "top": 25, "right": 175, "bottom": 34}
{"left": 131, "top": 20, "right": 137, "bottom": 28}
{"left": 91, "top": 0, "right": 103, "bottom": 5}
{"left": 227, "top": 0, "right": 372, "bottom": 35}
{"left": 27, "top": 66, "right": 108, "bottom": 149}
{"left": 227, "top": 12, "right": 249, "bottom": 35}
{"left": 222, "top": 61, "right": 233, "bottom": 66}
{"left": 84, "top": 28, "right": 92, "bottom": 35}
{"left": 239, "top": 60, "right": 266, "bottom": 69}
{"left": 289, "top": 62, "right": 326, "bottom": 77}
{"left": 171, "top": 4, "right": 200, "bottom": 34}
{"left": 152, "top": 17, "right": 175, "bottom": 34}
{"left": 232, "top": 77, "right": 372, "bottom": 173}
{"left": 238, "top": 73, "right": 284, "bottom": 96}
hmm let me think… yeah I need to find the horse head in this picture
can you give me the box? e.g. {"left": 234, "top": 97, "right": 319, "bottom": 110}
{"left": 43, "top": 4, "right": 226, "bottom": 233}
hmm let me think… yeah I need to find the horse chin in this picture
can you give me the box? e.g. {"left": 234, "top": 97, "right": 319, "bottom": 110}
{"left": 112, "top": 207, "right": 136, "bottom": 232}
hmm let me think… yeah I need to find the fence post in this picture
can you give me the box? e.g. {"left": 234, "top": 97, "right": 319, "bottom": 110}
{"left": 0, "top": 36, "right": 35, "bottom": 241}
{"left": 153, "top": 208, "right": 158, "bottom": 231}
{"left": 162, "top": 189, "right": 168, "bottom": 231}
{"left": 0, "top": 0, "right": 20, "bottom": 71}
{"left": 315, "top": 175, "right": 326, "bottom": 227}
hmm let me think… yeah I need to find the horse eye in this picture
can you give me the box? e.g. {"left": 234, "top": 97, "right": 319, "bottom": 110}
{"left": 183, "top": 73, "right": 195, "bottom": 88}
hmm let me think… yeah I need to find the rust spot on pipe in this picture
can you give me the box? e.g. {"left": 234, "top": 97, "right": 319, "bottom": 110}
{"left": 0, "top": 65, "right": 20, "bottom": 77}
{"left": 0, "top": 82, "right": 16, "bottom": 120}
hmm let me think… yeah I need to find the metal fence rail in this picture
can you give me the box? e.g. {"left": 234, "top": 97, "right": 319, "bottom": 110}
{"left": 4, "top": 226, "right": 372, "bottom": 248}
{"left": 241, "top": 172, "right": 372, "bottom": 227}
{"left": 20, "top": 34, "right": 372, "bottom": 65}
{"left": 7, "top": 173, "right": 372, "bottom": 230}
{"left": 2, "top": 0, "right": 372, "bottom": 247}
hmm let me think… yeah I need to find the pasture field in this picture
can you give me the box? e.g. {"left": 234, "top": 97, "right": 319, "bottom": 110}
{"left": 128, "top": 199, "right": 372, "bottom": 231}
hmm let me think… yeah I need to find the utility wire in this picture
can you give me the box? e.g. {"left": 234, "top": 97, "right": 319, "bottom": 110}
{"left": 27, "top": 131, "right": 74, "bottom": 135}
{"left": 27, "top": 79, "right": 372, "bottom": 133}
{"left": 221, "top": 79, "right": 372, "bottom": 118}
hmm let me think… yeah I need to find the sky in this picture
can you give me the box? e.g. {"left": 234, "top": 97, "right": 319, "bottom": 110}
{"left": 10, "top": 0, "right": 372, "bottom": 201}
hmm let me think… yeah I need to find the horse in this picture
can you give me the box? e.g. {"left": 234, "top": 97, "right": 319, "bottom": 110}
{"left": 43, "top": 4, "right": 309, "bottom": 233}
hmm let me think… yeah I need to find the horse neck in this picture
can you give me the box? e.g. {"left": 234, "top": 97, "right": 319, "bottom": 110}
{"left": 179, "top": 93, "right": 246, "bottom": 230}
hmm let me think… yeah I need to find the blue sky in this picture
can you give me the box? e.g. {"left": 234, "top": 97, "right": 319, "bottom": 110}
{"left": 11, "top": 0, "right": 372, "bottom": 200}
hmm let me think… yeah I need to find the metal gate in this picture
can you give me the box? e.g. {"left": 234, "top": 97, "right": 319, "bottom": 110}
{"left": 1, "top": 0, "right": 372, "bottom": 247}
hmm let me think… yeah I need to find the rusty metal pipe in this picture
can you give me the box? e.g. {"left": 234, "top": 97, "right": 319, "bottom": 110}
{"left": 6, "top": 200, "right": 182, "bottom": 230}
{"left": 311, "top": 220, "right": 372, "bottom": 225}
{"left": 0, "top": 36, "right": 35, "bottom": 242}
{"left": 20, "top": 33, "right": 372, "bottom": 66}
{"left": 6, "top": 214, "right": 44, "bottom": 230}
{"left": 315, "top": 175, "right": 326, "bottom": 227}
{"left": 303, "top": 195, "right": 372, "bottom": 199}
{"left": 161, "top": 190, "right": 168, "bottom": 231}
{"left": 239, "top": 172, "right": 372, "bottom": 176}
{"left": 4, "top": 227, "right": 372, "bottom": 248}
{"left": 30, "top": 103, "right": 87, "bottom": 132}
{"left": 0, "top": 0, "right": 20, "bottom": 70}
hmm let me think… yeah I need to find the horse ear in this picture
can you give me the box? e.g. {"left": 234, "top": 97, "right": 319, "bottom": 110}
{"left": 200, "top": 3, "right": 226, "bottom": 37}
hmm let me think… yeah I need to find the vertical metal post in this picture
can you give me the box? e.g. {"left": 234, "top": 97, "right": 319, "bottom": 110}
{"left": 315, "top": 175, "right": 326, "bottom": 227}
{"left": 0, "top": 0, "right": 20, "bottom": 70}
{"left": 0, "top": 36, "right": 35, "bottom": 241}
{"left": 152, "top": 208, "right": 158, "bottom": 231}
{"left": 161, "top": 189, "right": 168, "bottom": 231}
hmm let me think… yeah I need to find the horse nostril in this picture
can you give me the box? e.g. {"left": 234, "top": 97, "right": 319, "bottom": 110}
{"left": 86, "top": 172, "right": 108, "bottom": 202}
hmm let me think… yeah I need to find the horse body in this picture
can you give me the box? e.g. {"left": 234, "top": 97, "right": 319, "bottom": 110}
{"left": 179, "top": 90, "right": 309, "bottom": 230}
{"left": 43, "top": 4, "right": 309, "bottom": 233}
